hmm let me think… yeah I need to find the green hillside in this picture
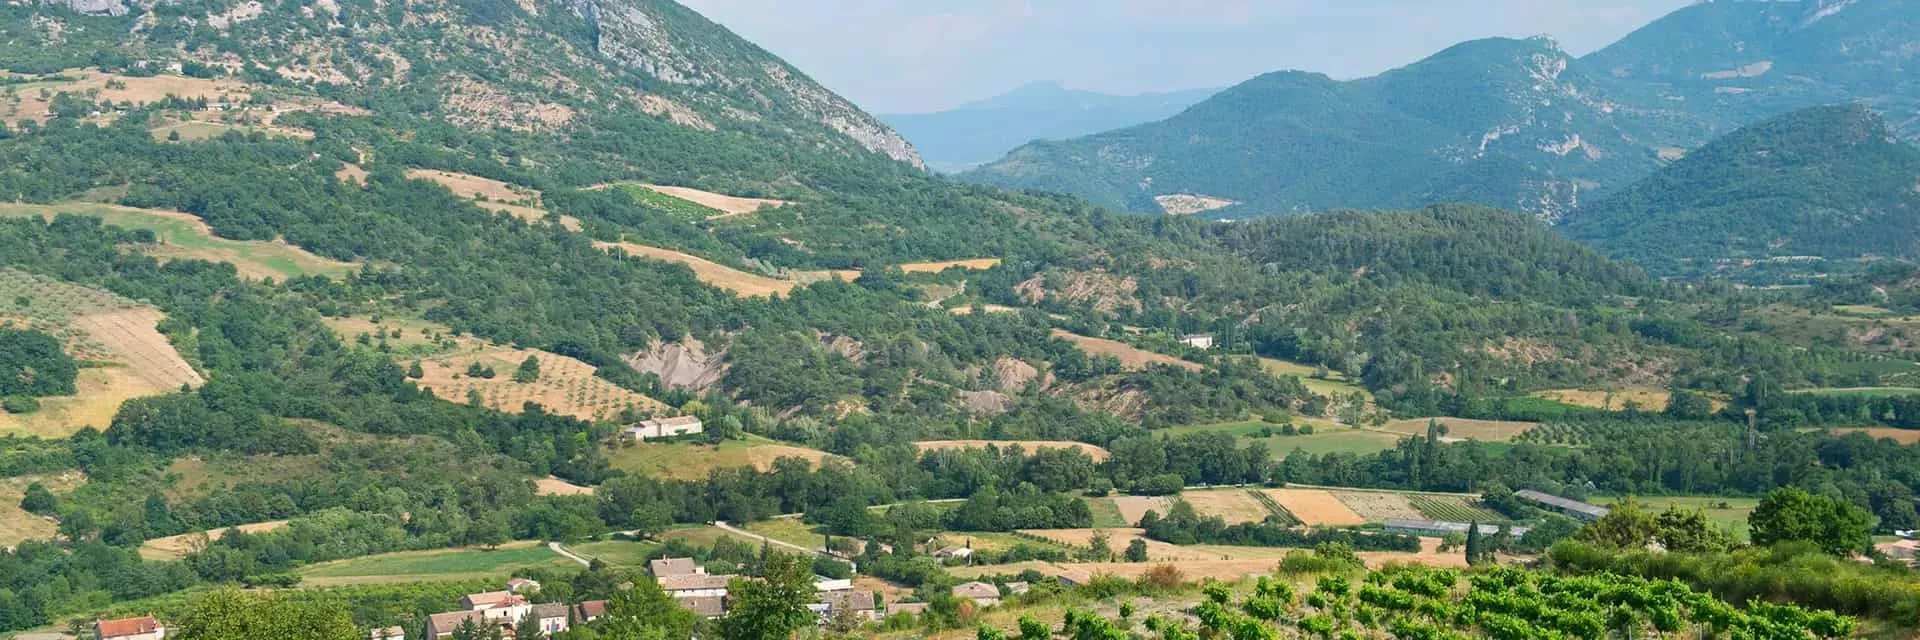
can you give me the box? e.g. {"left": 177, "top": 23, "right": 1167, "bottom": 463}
{"left": 1563, "top": 105, "right": 1920, "bottom": 276}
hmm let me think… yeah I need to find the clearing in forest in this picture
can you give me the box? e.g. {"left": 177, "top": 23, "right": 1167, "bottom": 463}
{"left": 0, "top": 202, "right": 356, "bottom": 280}
{"left": 1260, "top": 489, "right": 1366, "bottom": 527}
{"left": 404, "top": 169, "right": 582, "bottom": 231}
{"left": 913, "top": 440, "right": 1111, "bottom": 462}
{"left": 594, "top": 182, "right": 793, "bottom": 219}
{"left": 898, "top": 258, "right": 1002, "bottom": 273}
{"left": 1818, "top": 427, "right": 1920, "bottom": 444}
{"left": 1379, "top": 418, "right": 1538, "bottom": 443}
{"left": 0, "top": 272, "right": 204, "bottom": 437}
{"left": 1051, "top": 330, "right": 1200, "bottom": 371}
{"left": 1179, "top": 488, "right": 1274, "bottom": 525}
{"left": 1257, "top": 357, "right": 1373, "bottom": 403}
{"left": 606, "top": 436, "right": 840, "bottom": 481}
{"left": 534, "top": 476, "right": 595, "bottom": 497}
{"left": 0, "top": 472, "right": 84, "bottom": 549}
{"left": 593, "top": 241, "right": 853, "bottom": 297}
{"left": 139, "top": 520, "right": 290, "bottom": 561}
{"left": 413, "top": 347, "right": 666, "bottom": 422}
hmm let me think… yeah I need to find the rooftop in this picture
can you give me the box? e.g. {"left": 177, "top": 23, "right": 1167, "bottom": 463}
{"left": 650, "top": 557, "right": 700, "bottom": 577}
{"left": 1514, "top": 490, "right": 1611, "bottom": 518}
{"left": 660, "top": 574, "right": 737, "bottom": 592}
{"left": 952, "top": 581, "right": 1000, "bottom": 600}
{"left": 96, "top": 617, "right": 163, "bottom": 638}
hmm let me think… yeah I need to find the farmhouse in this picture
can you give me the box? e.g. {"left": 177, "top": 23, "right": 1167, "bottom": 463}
{"left": 95, "top": 616, "right": 165, "bottom": 640}
{"left": 622, "top": 415, "right": 704, "bottom": 441}
{"left": 574, "top": 600, "right": 609, "bottom": 622}
{"left": 933, "top": 545, "right": 973, "bottom": 560}
{"left": 650, "top": 556, "right": 703, "bottom": 577}
{"left": 1180, "top": 334, "right": 1215, "bottom": 350}
{"left": 424, "top": 611, "right": 501, "bottom": 640}
{"left": 679, "top": 595, "right": 727, "bottom": 618}
{"left": 528, "top": 604, "right": 570, "bottom": 635}
{"left": 461, "top": 590, "right": 532, "bottom": 622}
{"left": 811, "top": 590, "right": 882, "bottom": 622}
{"left": 952, "top": 581, "right": 1001, "bottom": 606}
{"left": 660, "top": 573, "right": 736, "bottom": 598}
{"left": 1514, "top": 490, "right": 1610, "bottom": 521}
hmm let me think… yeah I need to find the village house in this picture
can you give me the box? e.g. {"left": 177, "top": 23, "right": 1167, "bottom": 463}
{"left": 951, "top": 581, "right": 1001, "bottom": 606}
{"left": 369, "top": 627, "right": 405, "bottom": 640}
{"left": 94, "top": 616, "right": 165, "bottom": 640}
{"left": 811, "top": 590, "right": 881, "bottom": 622}
{"left": 622, "top": 415, "right": 703, "bottom": 441}
{"left": 461, "top": 591, "right": 532, "bottom": 623}
{"left": 574, "top": 600, "right": 609, "bottom": 622}
{"left": 660, "top": 573, "right": 736, "bottom": 599}
{"left": 932, "top": 546, "right": 973, "bottom": 560}
{"left": 424, "top": 611, "right": 501, "bottom": 640}
{"left": 886, "top": 602, "right": 930, "bottom": 617}
{"left": 678, "top": 595, "right": 727, "bottom": 619}
{"left": 1179, "top": 334, "right": 1215, "bottom": 350}
{"left": 506, "top": 577, "right": 541, "bottom": 594}
{"left": 650, "top": 556, "right": 703, "bottom": 577}
{"left": 528, "top": 604, "right": 570, "bottom": 635}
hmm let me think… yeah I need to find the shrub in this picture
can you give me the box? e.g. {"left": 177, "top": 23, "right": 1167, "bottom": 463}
{"left": 2, "top": 395, "right": 40, "bottom": 414}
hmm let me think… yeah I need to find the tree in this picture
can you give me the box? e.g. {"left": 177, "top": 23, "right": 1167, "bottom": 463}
{"left": 1464, "top": 520, "right": 1482, "bottom": 566}
{"left": 719, "top": 551, "right": 817, "bottom": 640}
{"left": 1574, "top": 499, "right": 1658, "bottom": 550}
{"left": 170, "top": 588, "right": 357, "bottom": 640}
{"left": 597, "top": 578, "right": 698, "bottom": 640}
{"left": 514, "top": 356, "right": 541, "bottom": 383}
{"left": 407, "top": 360, "right": 425, "bottom": 379}
{"left": 1750, "top": 487, "right": 1872, "bottom": 556}
{"left": 0, "top": 330, "right": 77, "bottom": 396}
{"left": 1086, "top": 529, "right": 1113, "bottom": 562}
{"left": 1124, "top": 538, "right": 1149, "bottom": 562}
{"left": 18, "top": 482, "right": 56, "bottom": 515}
{"left": 514, "top": 613, "right": 546, "bottom": 640}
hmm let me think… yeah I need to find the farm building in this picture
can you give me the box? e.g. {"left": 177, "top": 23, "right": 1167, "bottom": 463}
{"left": 95, "top": 616, "right": 165, "bottom": 640}
{"left": 814, "top": 575, "right": 854, "bottom": 592}
{"left": 952, "top": 581, "right": 1002, "bottom": 606}
{"left": 650, "top": 556, "right": 703, "bottom": 577}
{"left": 1514, "top": 490, "right": 1610, "bottom": 520}
{"left": 660, "top": 573, "right": 736, "bottom": 599}
{"left": 1180, "top": 334, "right": 1215, "bottom": 349}
{"left": 623, "top": 415, "right": 704, "bottom": 441}
{"left": 1384, "top": 518, "right": 1531, "bottom": 538}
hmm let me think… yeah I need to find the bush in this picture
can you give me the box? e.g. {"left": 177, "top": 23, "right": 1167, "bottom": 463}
{"left": 2, "top": 395, "right": 40, "bottom": 414}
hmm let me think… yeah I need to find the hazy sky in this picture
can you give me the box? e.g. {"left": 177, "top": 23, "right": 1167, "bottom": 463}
{"left": 678, "top": 0, "right": 1694, "bottom": 114}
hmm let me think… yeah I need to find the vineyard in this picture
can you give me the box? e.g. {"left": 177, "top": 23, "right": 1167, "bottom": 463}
{"left": 1004, "top": 565, "right": 1855, "bottom": 640}
{"left": 1408, "top": 495, "right": 1505, "bottom": 523}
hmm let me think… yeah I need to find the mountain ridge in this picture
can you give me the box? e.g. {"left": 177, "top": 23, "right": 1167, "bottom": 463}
{"left": 880, "top": 82, "right": 1217, "bottom": 173}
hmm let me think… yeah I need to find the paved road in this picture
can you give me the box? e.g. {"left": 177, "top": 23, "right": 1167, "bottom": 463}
{"left": 549, "top": 541, "right": 591, "bottom": 567}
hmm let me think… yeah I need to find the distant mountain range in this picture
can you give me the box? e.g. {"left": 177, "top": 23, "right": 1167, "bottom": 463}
{"left": 961, "top": 0, "right": 1920, "bottom": 220}
{"left": 879, "top": 82, "right": 1217, "bottom": 173}
{"left": 1561, "top": 105, "right": 1920, "bottom": 277}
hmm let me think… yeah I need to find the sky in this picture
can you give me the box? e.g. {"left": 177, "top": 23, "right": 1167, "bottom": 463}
{"left": 677, "top": 0, "right": 1695, "bottom": 114}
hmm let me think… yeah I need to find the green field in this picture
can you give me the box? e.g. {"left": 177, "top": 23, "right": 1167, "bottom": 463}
{"left": 297, "top": 541, "right": 576, "bottom": 586}
{"left": 565, "top": 540, "right": 660, "bottom": 568}
{"left": 743, "top": 518, "right": 828, "bottom": 551}
{"left": 605, "top": 434, "right": 833, "bottom": 481}
{"left": 1087, "top": 496, "right": 1128, "bottom": 528}
{"left": 1259, "top": 357, "right": 1372, "bottom": 402}
{"left": 1165, "top": 421, "right": 1404, "bottom": 457}
{"left": 614, "top": 184, "right": 725, "bottom": 221}
{"left": 1600, "top": 496, "right": 1759, "bottom": 542}
{"left": 1787, "top": 387, "right": 1920, "bottom": 398}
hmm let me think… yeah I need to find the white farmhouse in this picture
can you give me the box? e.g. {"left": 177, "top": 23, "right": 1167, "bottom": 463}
{"left": 622, "top": 415, "right": 704, "bottom": 441}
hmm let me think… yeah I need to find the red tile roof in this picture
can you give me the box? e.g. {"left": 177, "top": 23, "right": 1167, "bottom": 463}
{"left": 95, "top": 617, "right": 162, "bottom": 638}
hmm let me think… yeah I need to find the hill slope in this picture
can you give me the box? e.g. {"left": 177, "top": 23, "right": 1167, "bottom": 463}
{"left": 1562, "top": 105, "right": 1920, "bottom": 275}
{"left": 880, "top": 82, "right": 1217, "bottom": 173}
{"left": 962, "top": 38, "right": 1652, "bottom": 220}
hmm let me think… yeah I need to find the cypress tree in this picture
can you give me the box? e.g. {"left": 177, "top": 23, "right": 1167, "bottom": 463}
{"left": 1464, "top": 520, "right": 1482, "bottom": 566}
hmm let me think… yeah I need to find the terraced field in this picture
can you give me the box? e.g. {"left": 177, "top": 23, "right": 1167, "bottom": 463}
{"left": 140, "top": 520, "right": 290, "bottom": 561}
{"left": 898, "top": 258, "right": 1002, "bottom": 273}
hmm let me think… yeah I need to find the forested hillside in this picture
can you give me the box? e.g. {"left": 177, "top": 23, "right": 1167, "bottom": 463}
{"left": 880, "top": 82, "right": 1217, "bottom": 173}
{"left": 1563, "top": 105, "right": 1920, "bottom": 277}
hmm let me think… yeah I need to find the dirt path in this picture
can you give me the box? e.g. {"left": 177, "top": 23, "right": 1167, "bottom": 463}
{"left": 549, "top": 541, "right": 590, "bottom": 567}
{"left": 715, "top": 521, "right": 827, "bottom": 556}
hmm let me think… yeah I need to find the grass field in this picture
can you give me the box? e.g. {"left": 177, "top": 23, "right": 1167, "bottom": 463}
{"left": 606, "top": 435, "right": 839, "bottom": 481}
{"left": 1787, "top": 387, "right": 1920, "bottom": 398}
{"left": 1602, "top": 496, "right": 1758, "bottom": 542}
{"left": 1380, "top": 418, "right": 1538, "bottom": 443}
{"left": 140, "top": 520, "right": 289, "bottom": 561}
{"left": 594, "top": 241, "right": 824, "bottom": 298}
{"left": 1110, "top": 496, "right": 1171, "bottom": 527}
{"left": 602, "top": 183, "right": 792, "bottom": 219}
{"left": 1051, "top": 330, "right": 1200, "bottom": 371}
{"left": 1087, "top": 496, "right": 1128, "bottom": 528}
{"left": 914, "top": 440, "right": 1111, "bottom": 462}
{"left": 298, "top": 541, "right": 576, "bottom": 586}
{"left": 0, "top": 472, "right": 83, "bottom": 549}
{"left": 565, "top": 540, "right": 660, "bottom": 568}
{"left": 1180, "top": 488, "right": 1274, "bottom": 525}
{"left": 1257, "top": 358, "right": 1372, "bottom": 403}
{"left": 1532, "top": 388, "right": 1674, "bottom": 412}
{"left": 414, "top": 346, "right": 666, "bottom": 422}
{"left": 1260, "top": 489, "right": 1365, "bottom": 527}
{"left": 0, "top": 202, "right": 356, "bottom": 280}
{"left": 743, "top": 518, "right": 827, "bottom": 551}
{"left": 0, "top": 270, "right": 204, "bottom": 437}
{"left": 1163, "top": 421, "right": 1405, "bottom": 457}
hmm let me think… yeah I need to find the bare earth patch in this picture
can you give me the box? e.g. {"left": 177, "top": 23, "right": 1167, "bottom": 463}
{"left": 1154, "top": 194, "right": 1239, "bottom": 216}
{"left": 405, "top": 169, "right": 537, "bottom": 202}
{"left": 1019, "top": 528, "right": 1220, "bottom": 561}
{"left": 635, "top": 184, "right": 793, "bottom": 217}
{"left": 1331, "top": 491, "right": 1426, "bottom": 522}
{"left": 1180, "top": 489, "right": 1272, "bottom": 524}
{"left": 1052, "top": 330, "right": 1200, "bottom": 371}
{"left": 1110, "top": 496, "right": 1172, "bottom": 527}
{"left": 1821, "top": 428, "right": 1920, "bottom": 444}
{"left": 414, "top": 347, "right": 666, "bottom": 422}
{"left": 897, "top": 258, "right": 1002, "bottom": 274}
{"left": 914, "top": 440, "right": 1110, "bottom": 462}
{"left": 535, "top": 476, "right": 595, "bottom": 496}
{"left": 1262, "top": 489, "right": 1367, "bottom": 527}
{"left": 139, "top": 520, "right": 290, "bottom": 561}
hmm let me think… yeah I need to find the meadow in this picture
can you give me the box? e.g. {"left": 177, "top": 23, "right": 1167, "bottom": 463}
{"left": 606, "top": 435, "right": 839, "bottom": 481}
{"left": 297, "top": 541, "right": 577, "bottom": 586}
